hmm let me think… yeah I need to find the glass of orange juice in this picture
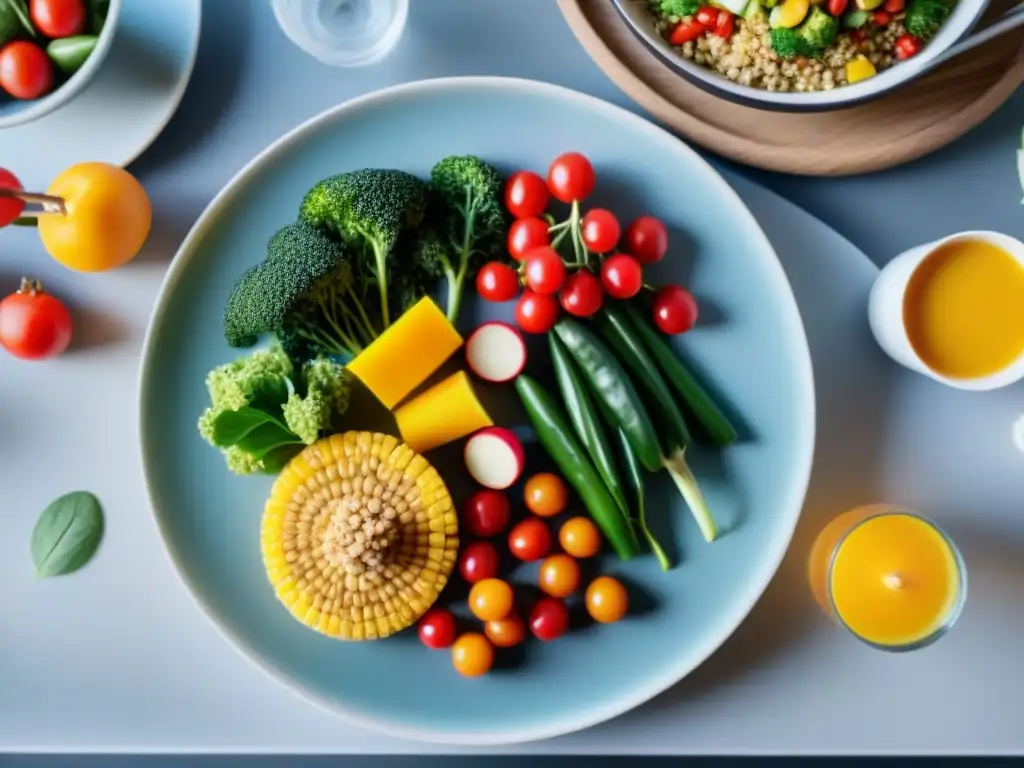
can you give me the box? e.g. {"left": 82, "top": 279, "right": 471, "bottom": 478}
{"left": 808, "top": 504, "right": 967, "bottom": 652}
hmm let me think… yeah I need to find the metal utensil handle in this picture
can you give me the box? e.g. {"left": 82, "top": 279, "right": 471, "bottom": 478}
{"left": 929, "top": 3, "right": 1024, "bottom": 68}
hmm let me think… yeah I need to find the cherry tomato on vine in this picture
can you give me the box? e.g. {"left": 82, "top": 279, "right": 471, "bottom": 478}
{"left": 600, "top": 254, "right": 644, "bottom": 300}
{"left": 529, "top": 596, "right": 570, "bottom": 641}
{"left": 523, "top": 246, "right": 567, "bottom": 294}
{"left": 581, "top": 208, "right": 620, "bottom": 253}
{"left": 0, "top": 278, "right": 72, "bottom": 360}
{"left": 0, "top": 41, "right": 53, "bottom": 100}
{"left": 505, "top": 170, "right": 550, "bottom": 219}
{"left": 30, "top": 0, "right": 86, "bottom": 38}
{"left": 508, "top": 517, "right": 552, "bottom": 562}
{"left": 547, "top": 152, "right": 595, "bottom": 203}
{"left": 652, "top": 285, "right": 698, "bottom": 335}
{"left": 515, "top": 290, "right": 559, "bottom": 334}
{"left": 558, "top": 270, "right": 603, "bottom": 318}
{"left": 418, "top": 609, "right": 457, "bottom": 649}
{"left": 624, "top": 216, "right": 669, "bottom": 264}
{"left": 507, "top": 216, "right": 550, "bottom": 261}
{"left": 476, "top": 261, "right": 520, "bottom": 302}
{"left": 0, "top": 168, "right": 25, "bottom": 228}
{"left": 462, "top": 489, "right": 511, "bottom": 537}
{"left": 459, "top": 541, "right": 501, "bottom": 584}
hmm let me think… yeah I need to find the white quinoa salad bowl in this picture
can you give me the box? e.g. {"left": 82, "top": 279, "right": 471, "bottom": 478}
{"left": 613, "top": 0, "right": 990, "bottom": 110}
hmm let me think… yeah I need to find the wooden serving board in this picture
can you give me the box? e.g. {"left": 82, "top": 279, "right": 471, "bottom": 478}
{"left": 559, "top": 0, "right": 1024, "bottom": 176}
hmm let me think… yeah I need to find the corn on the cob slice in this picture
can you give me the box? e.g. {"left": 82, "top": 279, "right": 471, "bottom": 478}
{"left": 261, "top": 430, "right": 458, "bottom": 640}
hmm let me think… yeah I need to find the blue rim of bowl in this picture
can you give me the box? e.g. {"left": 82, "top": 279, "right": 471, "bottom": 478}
{"left": 0, "top": 0, "right": 125, "bottom": 129}
{"left": 137, "top": 76, "right": 817, "bottom": 746}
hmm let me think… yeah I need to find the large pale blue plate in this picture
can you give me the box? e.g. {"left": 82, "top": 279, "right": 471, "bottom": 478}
{"left": 139, "top": 77, "right": 815, "bottom": 746}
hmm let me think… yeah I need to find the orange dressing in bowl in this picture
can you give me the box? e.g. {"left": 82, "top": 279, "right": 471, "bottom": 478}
{"left": 903, "top": 239, "right": 1024, "bottom": 379}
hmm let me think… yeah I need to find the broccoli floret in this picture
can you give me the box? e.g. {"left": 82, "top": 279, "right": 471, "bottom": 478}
{"left": 904, "top": 0, "right": 951, "bottom": 40}
{"left": 798, "top": 6, "right": 838, "bottom": 52}
{"left": 650, "top": 0, "right": 700, "bottom": 18}
{"left": 281, "top": 358, "right": 352, "bottom": 444}
{"left": 299, "top": 169, "right": 428, "bottom": 329}
{"left": 770, "top": 27, "right": 810, "bottom": 58}
{"left": 426, "top": 155, "right": 507, "bottom": 323}
{"left": 203, "top": 344, "right": 294, "bottom": 412}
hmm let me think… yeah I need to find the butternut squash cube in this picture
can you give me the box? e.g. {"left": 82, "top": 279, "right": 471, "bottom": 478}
{"left": 394, "top": 371, "right": 493, "bottom": 453}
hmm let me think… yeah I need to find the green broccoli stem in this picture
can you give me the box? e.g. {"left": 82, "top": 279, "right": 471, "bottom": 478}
{"left": 371, "top": 242, "right": 391, "bottom": 328}
{"left": 341, "top": 282, "right": 378, "bottom": 344}
{"left": 444, "top": 184, "right": 481, "bottom": 324}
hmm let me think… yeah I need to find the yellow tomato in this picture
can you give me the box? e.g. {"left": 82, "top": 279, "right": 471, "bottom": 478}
{"left": 451, "top": 632, "right": 494, "bottom": 678}
{"left": 38, "top": 162, "right": 152, "bottom": 272}
{"left": 537, "top": 554, "right": 581, "bottom": 598}
{"left": 468, "top": 578, "right": 514, "bottom": 622}
{"left": 558, "top": 516, "right": 602, "bottom": 559}
{"left": 524, "top": 472, "right": 569, "bottom": 518}
{"left": 484, "top": 613, "right": 526, "bottom": 648}
{"left": 585, "top": 576, "right": 629, "bottom": 624}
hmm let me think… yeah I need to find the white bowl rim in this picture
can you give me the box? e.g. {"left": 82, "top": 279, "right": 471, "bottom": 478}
{"left": 136, "top": 75, "right": 817, "bottom": 747}
{"left": 0, "top": 0, "right": 124, "bottom": 129}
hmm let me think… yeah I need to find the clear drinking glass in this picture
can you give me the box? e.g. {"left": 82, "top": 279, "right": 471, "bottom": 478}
{"left": 272, "top": 0, "right": 409, "bottom": 67}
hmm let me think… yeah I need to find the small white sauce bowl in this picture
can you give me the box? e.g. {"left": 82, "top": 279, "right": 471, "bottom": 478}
{"left": 867, "top": 230, "right": 1024, "bottom": 391}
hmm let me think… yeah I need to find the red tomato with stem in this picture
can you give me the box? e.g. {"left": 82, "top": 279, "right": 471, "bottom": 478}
{"left": 547, "top": 152, "right": 595, "bottom": 203}
{"left": 523, "top": 246, "right": 567, "bottom": 294}
{"left": 600, "top": 254, "right": 644, "bottom": 300}
{"left": 418, "top": 609, "right": 457, "bottom": 649}
{"left": 30, "top": 0, "right": 86, "bottom": 38}
{"left": 0, "top": 168, "right": 25, "bottom": 228}
{"left": 508, "top": 518, "right": 552, "bottom": 562}
{"left": 0, "top": 42, "right": 53, "bottom": 100}
{"left": 507, "top": 216, "right": 550, "bottom": 261}
{"left": 670, "top": 18, "right": 706, "bottom": 45}
{"left": 505, "top": 171, "right": 550, "bottom": 219}
{"left": 529, "top": 597, "right": 570, "bottom": 641}
{"left": 0, "top": 278, "right": 72, "bottom": 360}
{"left": 558, "top": 270, "right": 604, "bottom": 318}
{"left": 515, "top": 290, "right": 559, "bottom": 334}
{"left": 894, "top": 33, "right": 922, "bottom": 60}
{"left": 462, "top": 489, "right": 511, "bottom": 537}
{"left": 624, "top": 216, "right": 668, "bottom": 264}
{"left": 652, "top": 285, "right": 699, "bottom": 335}
{"left": 476, "top": 261, "right": 520, "bottom": 302}
{"left": 459, "top": 541, "right": 501, "bottom": 584}
{"left": 581, "top": 208, "right": 620, "bottom": 253}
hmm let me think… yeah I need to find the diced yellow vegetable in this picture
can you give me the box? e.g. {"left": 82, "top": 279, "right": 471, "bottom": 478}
{"left": 347, "top": 296, "right": 463, "bottom": 409}
{"left": 846, "top": 55, "right": 877, "bottom": 84}
{"left": 394, "top": 370, "right": 493, "bottom": 453}
{"left": 769, "top": 0, "right": 809, "bottom": 28}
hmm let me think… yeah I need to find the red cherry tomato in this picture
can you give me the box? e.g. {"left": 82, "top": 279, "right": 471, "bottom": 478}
{"left": 505, "top": 171, "right": 550, "bottom": 219}
{"left": 529, "top": 596, "right": 570, "bottom": 641}
{"left": 827, "top": 0, "right": 847, "bottom": 13}
{"left": 523, "top": 246, "right": 567, "bottom": 294}
{"left": 30, "top": 0, "right": 86, "bottom": 38}
{"left": 459, "top": 541, "right": 501, "bottom": 584}
{"left": 599, "top": 254, "right": 644, "bottom": 300}
{"left": 894, "top": 33, "right": 922, "bottom": 60}
{"left": 669, "top": 18, "right": 706, "bottom": 45}
{"left": 0, "top": 278, "right": 72, "bottom": 360}
{"left": 547, "top": 152, "right": 595, "bottom": 204}
{"left": 581, "top": 209, "right": 620, "bottom": 254}
{"left": 558, "top": 270, "right": 604, "bottom": 318}
{"left": 0, "top": 168, "right": 25, "bottom": 228}
{"left": 476, "top": 261, "right": 520, "bottom": 302}
{"left": 463, "top": 489, "right": 511, "bottom": 537}
{"left": 418, "top": 609, "right": 457, "bottom": 649}
{"left": 624, "top": 216, "right": 669, "bottom": 265}
{"left": 652, "top": 285, "right": 699, "bottom": 335}
{"left": 883, "top": 0, "right": 904, "bottom": 11}
{"left": 695, "top": 6, "right": 718, "bottom": 25}
{"left": 508, "top": 517, "right": 552, "bottom": 562}
{"left": 712, "top": 10, "right": 734, "bottom": 37}
{"left": 0, "top": 41, "right": 53, "bottom": 100}
{"left": 507, "top": 216, "right": 550, "bottom": 261}
{"left": 515, "top": 290, "right": 559, "bottom": 334}
{"left": 873, "top": 10, "right": 891, "bottom": 24}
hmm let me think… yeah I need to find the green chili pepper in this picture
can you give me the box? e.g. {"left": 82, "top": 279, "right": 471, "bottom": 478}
{"left": 615, "top": 428, "right": 672, "bottom": 571}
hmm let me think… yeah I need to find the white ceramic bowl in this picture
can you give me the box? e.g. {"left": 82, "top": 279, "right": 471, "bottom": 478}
{"left": 612, "top": 0, "right": 990, "bottom": 111}
{"left": 0, "top": 0, "right": 123, "bottom": 129}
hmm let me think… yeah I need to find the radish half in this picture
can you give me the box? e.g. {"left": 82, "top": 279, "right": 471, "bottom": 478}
{"left": 465, "top": 322, "right": 527, "bottom": 383}
{"left": 464, "top": 427, "right": 525, "bottom": 490}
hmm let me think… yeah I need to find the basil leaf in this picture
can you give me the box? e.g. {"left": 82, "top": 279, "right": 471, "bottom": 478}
{"left": 47, "top": 35, "right": 97, "bottom": 74}
{"left": 260, "top": 444, "right": 304, "bottom": 474}
{"left": 88, "top": 0, "right": 109, "bottom": 34}
{"left": 0, "top": 0, "right": 34, "bottom": 38}
{"left": 234, "top": 422, "right": 302, "bottom": 459}
{"left": 30, "top": 492, "right": 104, "bottom": 578}
{"left": 210, "top": 406, "right": 276, "bottom": 447}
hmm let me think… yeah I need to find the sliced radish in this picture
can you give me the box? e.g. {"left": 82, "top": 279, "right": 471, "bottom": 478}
{"left": 464, "top": 427, "right": 525, "bottom": 490}
{"left": 465, "top": 322, "right": 527, "bottom": 383}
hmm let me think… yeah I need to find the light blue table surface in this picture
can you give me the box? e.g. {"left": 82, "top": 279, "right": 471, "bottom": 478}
{"left": 3, "top": 0, "right": 1023, "bottom": 762}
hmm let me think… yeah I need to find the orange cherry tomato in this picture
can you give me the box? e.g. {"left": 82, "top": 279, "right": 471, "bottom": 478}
{"left": 451, "top": 633, "right": 494, "bottom": 678}
{"left": 558, "top": 517, "right": 602, "bottom": 559}
{"left": 538, "top": 554, "right": 581, "bottom": 598}
{"left": 524, "top": 472, "right": 569, "bottom": 518}
{"left": 485, "top": 613, "right": 527, "bottom": 648}
{"left": 468, "top": 578, "right": 514, "bottom": 622}
{"left": 508, "top": 518, "right": 552, "bottom": 562}
{"left": 585, "top": 576, "right": 630, "bottom": 624}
